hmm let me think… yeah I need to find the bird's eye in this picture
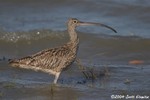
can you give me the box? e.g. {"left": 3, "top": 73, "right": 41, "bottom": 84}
{"left": 73, "top": 20, "right": 77, "bottom": 23}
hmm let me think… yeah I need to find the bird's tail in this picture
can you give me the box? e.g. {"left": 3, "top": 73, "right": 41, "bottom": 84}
{"left": 9, "top": 59, "right": 20, "bottom": 67}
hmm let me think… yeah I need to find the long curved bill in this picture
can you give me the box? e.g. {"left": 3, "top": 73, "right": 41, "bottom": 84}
{"left": 78, "top": 21, "right": 117, "bottom": 33}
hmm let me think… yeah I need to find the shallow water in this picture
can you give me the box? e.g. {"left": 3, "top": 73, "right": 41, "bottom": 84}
{"left": 0, "top": 61, "right": 150, "bottom": 100}
{"left": 0, "top": 0, "right": 150, "bottom": 100}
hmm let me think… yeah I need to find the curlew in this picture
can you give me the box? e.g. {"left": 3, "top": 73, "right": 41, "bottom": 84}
{"left": 9, "top": 18, "right": 117, "bottom": 84}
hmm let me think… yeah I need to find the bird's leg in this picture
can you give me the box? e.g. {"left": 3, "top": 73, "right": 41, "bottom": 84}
{"left": 53, "top": 72, "right": 61, "bottom": 84}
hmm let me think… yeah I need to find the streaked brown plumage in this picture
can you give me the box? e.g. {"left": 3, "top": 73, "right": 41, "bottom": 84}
{"left": 9, "top": 18, "right": 117, "bottom": 84}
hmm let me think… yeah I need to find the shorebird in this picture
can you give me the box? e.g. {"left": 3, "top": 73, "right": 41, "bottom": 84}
{"left": 9, "top": 18, "right": 117, "bottom": 84}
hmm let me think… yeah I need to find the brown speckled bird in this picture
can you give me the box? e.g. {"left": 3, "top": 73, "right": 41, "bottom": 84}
{"left": 9, "top": 18, "right": 117, "bottom": 84}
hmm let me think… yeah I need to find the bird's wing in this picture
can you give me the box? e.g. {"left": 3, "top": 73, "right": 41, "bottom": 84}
{"left": 29, "top": 47, "right": 68, "bottom": 69}
{"left": 9, "top": 44, "right": 72, "bottom": 71}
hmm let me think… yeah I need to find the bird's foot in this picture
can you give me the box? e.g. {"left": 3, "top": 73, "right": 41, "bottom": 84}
{"left": 50, "top": 83, "right": 59, "bottom": 87}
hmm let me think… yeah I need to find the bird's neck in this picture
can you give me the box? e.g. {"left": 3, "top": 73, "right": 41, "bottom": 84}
{"left": 67, "top": 26, "right": 78, "bottom": 42}
{"left": 67, "top": 26, "right": 79, "bottom": 55}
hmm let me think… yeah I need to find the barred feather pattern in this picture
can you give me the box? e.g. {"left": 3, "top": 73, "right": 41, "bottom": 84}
{"left": 9, "top": 18, "right": 81, "bottom": 76}
{"left": 9, "top": 38, "right": 79, "bottom": 73}
{"left": 9, "top": 18, "right": 117, "bottom": 84}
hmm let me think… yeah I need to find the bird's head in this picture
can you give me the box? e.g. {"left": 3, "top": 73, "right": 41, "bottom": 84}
{"left": 67, "top": 18, "right": 80, "bottom": 28}
{"left": 67, "top": 18, "right": 117, "bottom": 33}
